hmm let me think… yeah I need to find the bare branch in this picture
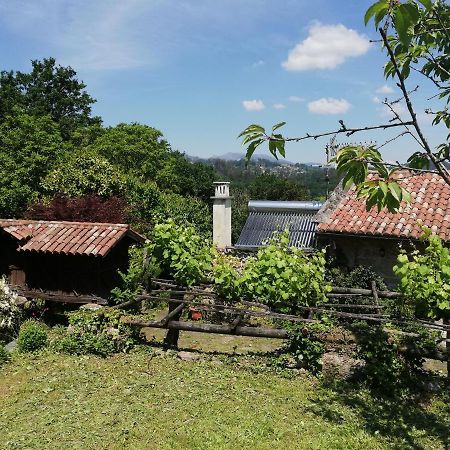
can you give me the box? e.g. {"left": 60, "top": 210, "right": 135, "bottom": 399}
{"left": 267, "top": 120, "right": 414, "bottom": 144}
{"left": 376, "top": 131, "right": 410, "bottom": 150}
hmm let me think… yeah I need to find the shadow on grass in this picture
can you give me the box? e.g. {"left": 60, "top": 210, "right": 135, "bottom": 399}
{"left": 305, "top": 381, "right": 450, "bottom": 450}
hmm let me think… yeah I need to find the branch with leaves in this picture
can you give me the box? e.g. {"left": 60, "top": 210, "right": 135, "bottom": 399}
{"left": 239, "top": 0, "right": 450, "bottom": 212}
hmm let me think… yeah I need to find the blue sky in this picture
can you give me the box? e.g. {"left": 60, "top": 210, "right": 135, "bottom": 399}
{"left": 0, "top": 0, "right": 445, "bottom": 163}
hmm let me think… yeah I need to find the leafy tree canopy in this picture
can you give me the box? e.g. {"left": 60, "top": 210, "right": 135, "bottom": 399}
{"left": 0, "top": 109, "right": 66, "bottom": 217}
{"left": 41, "top": 149, "right": 127, "bottom": 198}
{"left": 0, "top": 57, "right": 100, "bottom": 140}
{"left": 248, "top": 174, "right": 310, "bottom": 201}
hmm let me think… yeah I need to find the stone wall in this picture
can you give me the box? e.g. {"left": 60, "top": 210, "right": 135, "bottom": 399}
{"left": 318, "top": 234, "right": 418, "bottom": 288}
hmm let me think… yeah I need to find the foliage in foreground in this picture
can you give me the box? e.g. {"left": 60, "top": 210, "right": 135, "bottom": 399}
{"left": 240, "top": 0, "right": 450, "bottom": 213}
{"left": 394, "top": 230, "right": 450, "bottom": 320}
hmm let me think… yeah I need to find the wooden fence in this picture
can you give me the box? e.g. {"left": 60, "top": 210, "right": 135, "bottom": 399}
{"left": 16, "top": 280, "right": 450, "bottom": 369}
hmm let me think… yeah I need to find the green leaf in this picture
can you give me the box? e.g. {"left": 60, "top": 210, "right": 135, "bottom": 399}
{"left": 417, "top": 0, "right": 432, "bottom": 10}
{"left": 245, "top": 138, "right": 264, "bottom": 160}
{"left": 394, "top": 5, "right": 412, "bottom": 47}
{"left": 364, "top": 0, "right": 388, "bottom": 26}
{"left": 388, "top": 182, "right": 402, "bottom": 202}
{"left": 272, "top": 121, "right": 286, "bottom": 132}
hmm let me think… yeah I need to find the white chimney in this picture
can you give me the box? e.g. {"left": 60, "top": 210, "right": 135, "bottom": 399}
{"left": 212, "top": 182, "right": 232, "bottom": 249}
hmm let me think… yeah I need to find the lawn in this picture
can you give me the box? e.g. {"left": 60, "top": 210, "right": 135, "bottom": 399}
{"left": 1, "top": 344, "right": 449, "bottom": 450}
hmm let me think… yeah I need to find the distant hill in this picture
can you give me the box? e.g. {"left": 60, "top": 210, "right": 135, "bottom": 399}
{"left": 187, "top": 152, "right": 295, "bottom": 165}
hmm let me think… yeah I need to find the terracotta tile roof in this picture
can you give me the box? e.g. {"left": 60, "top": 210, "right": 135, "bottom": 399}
{"left": 317, "top": 172, "right": 450, "bottom": 241}
{"left": 0, "top": 220, "right": 145, "bottom": 257}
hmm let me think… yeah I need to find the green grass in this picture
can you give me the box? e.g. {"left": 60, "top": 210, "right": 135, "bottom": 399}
{"left": 0, "top": 350, "right": 449, "bottom": 450}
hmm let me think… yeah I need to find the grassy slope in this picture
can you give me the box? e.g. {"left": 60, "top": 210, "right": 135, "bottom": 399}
{"left": 0, "top": 351, "right": 449, "bottom": 450}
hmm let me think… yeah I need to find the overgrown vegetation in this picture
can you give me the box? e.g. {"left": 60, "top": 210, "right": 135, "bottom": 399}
{"left": 394, "top": 229, "right": 450, "bottom": 320}
{"left": 53, "top": 309, "right": 144, "bottom": 357}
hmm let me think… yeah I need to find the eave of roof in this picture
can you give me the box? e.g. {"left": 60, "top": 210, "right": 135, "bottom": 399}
{"left": 0, "top": 219, "right": 145, "bottom": 257}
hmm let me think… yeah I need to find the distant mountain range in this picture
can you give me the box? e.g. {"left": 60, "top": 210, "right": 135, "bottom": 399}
{"left": 187, "top": 152, "right": 325, "bottom": 167}
{"left": 187, "top": 152, "right": 299, "bottom": 165}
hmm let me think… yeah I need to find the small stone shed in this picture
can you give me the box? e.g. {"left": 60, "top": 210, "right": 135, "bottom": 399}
{"left": 0, "top": 219, "right": 145, "bottom": 298}
{"left": 315, "top": 172, "right": 450, "bottom": 286}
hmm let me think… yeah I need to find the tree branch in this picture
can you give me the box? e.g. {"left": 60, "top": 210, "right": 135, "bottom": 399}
{"left": 268, "top": 120, "right": 414, "bottom": 143}
{"left": 379, "top": 27, "right": 450, "bottom": 185}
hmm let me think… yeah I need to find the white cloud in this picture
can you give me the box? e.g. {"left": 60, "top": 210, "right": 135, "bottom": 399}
{"left": 282, "top": 23, "right": 371, "bottom": 71}
{"left": 308, "top": 98, "right": 351, "bottom": 115}
{"left": 242, "top": 99, "right": 265, "bottom": 111}
{"left": 372, "top": 96, "right": 381, "bottom": 104}
{"left": 288, "top": 96, "right": 305, "bottom": 102}
{"left": 376, "top": 85, "right": 394, "bottom": 94}
{"left": 273, "top": 103, "right": 286, "bottom": 109}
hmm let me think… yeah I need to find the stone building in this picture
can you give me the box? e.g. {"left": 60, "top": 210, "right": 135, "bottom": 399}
{"left": 315, "top": 172, "right": 450, "bottom": 286}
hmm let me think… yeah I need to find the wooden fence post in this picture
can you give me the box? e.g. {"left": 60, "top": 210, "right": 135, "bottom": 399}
{"left": 163, "top": 293, "right": 184, "bottom": 348}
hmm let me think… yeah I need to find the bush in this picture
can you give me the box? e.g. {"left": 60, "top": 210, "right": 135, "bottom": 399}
{"left": 326, "top": 265, "right": 387, "bottom": 291}
{"left": 0, "top": 277, "right": 22, "bottom": 342}
{"left": 17, "top": 320, "right": 48, "bottom": 352}
{"left": 394, "top": 231, "right": 450, "bottom": 321}
{"left": 53, "top": 309, "right": 142, "bottom": 357}
{"left": 148, "top": 219, "right": 213, "bottom": 286}
{"left": 240, "top": 232, "right": 330, "bottom": 313}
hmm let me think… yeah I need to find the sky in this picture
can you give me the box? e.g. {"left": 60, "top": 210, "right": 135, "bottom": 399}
{"left": 0, "top": 0, "right": 446, "bottom": 163}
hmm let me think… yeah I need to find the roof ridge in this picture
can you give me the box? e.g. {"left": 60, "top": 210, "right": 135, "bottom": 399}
{"left": 0, "top": 219, "right": 130, "bottom": 227}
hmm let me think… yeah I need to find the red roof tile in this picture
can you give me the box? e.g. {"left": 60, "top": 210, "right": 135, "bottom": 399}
{"left": 0, "top": 220, "right": 145, "bottom": 257}
{"left": 317, "top": 172, "right": 450, "bottom": 241}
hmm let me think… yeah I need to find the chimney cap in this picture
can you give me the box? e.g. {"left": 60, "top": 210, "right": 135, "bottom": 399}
{"left": 212, "top": 181, "right": 231, "bottom": 199}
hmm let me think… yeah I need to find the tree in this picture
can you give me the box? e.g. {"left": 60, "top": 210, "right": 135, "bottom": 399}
{"left": 41, "top": 150, "right": 127, "bottom": 198}
{"left": 240, "top": 0, "right": 450, "bottom": 212}
{"left": 0, "top": 58, "right": 100, "bottom": 140}
{"left": 249, "top": 174, "right": 310, "bottom": 201}
{"left": 0, "top": 109, "right": 66, "bottom": 217}
{"left": 89, "top": 123, "right": 171, "bottom": 180}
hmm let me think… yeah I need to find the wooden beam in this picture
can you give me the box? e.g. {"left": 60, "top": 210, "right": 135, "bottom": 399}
{"left": 16, "top": 289, "right": 108, "bottom": 305}
{"left": 124, "top": 317, "right": 289, "bottom": 339}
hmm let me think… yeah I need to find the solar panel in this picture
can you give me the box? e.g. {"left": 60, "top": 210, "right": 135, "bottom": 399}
{"left": 235, "top": 201, "right": 322, "bottom": 250}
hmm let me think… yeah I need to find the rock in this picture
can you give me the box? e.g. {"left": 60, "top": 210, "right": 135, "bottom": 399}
{"left": 5, "top": 339, "right": 17, "bottom": 353}
{"left": 177, "top": 351, "right": 201, "bottom": 362}
{"left": 321, "top": 352, "right": 365, "bottom": 382}
{"left": 13, "top": 296, "right": 28, "bottom": 307}
{"left": 80, "top": 303, "right": 103, "bottom": 311}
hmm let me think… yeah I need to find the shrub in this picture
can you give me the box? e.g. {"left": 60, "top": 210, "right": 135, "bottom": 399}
{"left": 148, "top": 219, "right": 213, "bottom": 286}
{"left": 110, "top": 245, "right": 159, "bottom": 305}
{"left": 240, "top": 232, "right": 330, "bottom": 313}
{"left": 394, "top": 230, "right": 450, "bottom": 320}
{"left": 326, "top": 265, "right": 387, "bottom": 291}
{"left": 17, "top": 320, "right": 48, "bottom": 352}
{"left": 212, "top": 254, "right": 243, "bottom": 302}
{"left": 54, "top": 308, "right": 142, "bottom": 357}
{"left": 0, "top": 277, "right": 22, "bottom": 342}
